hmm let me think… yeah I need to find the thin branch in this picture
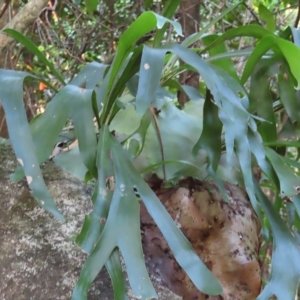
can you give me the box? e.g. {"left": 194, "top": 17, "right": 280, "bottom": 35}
{"left": 150, "top": 105, "right": 166, "bottom": 181}
{"left": 0, "top": 0, "right": 10, "bottom": 19}
{"left": 294, "top": 0, "right": 300, "bottom": 28}
{"left": 243, "top": 2, "right": 263, "bottom": 26}
{"left": 0, "top": 0, "right": 49, "bottom": 53}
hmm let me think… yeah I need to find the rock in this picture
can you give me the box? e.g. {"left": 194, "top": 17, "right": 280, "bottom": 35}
{"left": 0, "top": 144, "right": 180, "bottom": 300}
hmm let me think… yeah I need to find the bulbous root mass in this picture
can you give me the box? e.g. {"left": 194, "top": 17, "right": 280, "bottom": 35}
{"left": 141, "top": 178, "right": 261, "bottom": 300}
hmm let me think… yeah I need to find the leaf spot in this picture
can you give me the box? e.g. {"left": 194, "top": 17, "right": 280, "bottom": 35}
{"left": 237, "top": 91, "right": 245, "bottom": 99}
{"left": 32, "top": 164, "right": 35, "bottom": 168}
{"left": 120, "top": 183, "right": 125, "bottom": 192}
{"left": 99, "top": 188, "right": 107, "bottom": 197}
{"left": 26, "top": 176, "right": 33, "bottom": 184}
{"left": 17, "top": 158, "right": 24, "bottom": 166}
{"left": 41, "top": 200, "right": 45, "bottom": 205}
{"left": 144, "top": 63, "right": 150, "bottom": 70}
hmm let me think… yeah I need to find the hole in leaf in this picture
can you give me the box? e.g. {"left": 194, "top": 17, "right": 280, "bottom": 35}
{"left": 133, "top": 187, "right": 140, "bottom": 198}
{"left": 100, "top": 217, "right": 106, "bottom": 224}
{"left": 237, "top": 91, "right": 245, "bottom": 99}
{"left": 105, "top": 176, "right": 115, "bottom": 191}
{"left": 120, "top": 183, "right": 125, "bottom": 192}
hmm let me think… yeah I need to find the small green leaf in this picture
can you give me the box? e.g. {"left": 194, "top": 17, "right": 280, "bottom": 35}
{"left": 4, "top": 29, "right": 65, "bottom": 85}
{"left": 265, "top": 147, "right": 300, "bottom": 197}
{"left": 200, "top": 25, "right": 273, "bottom": 55}
{"left": 85, "top": 0, "right": 97, "bottom": 14}
{"left": 258, "top": 4, "right": 276, "bottom": 32}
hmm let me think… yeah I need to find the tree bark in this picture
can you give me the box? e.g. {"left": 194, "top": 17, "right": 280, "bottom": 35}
{"left": 0, "top": 0, "right": 47, "bottom": 137}
{"left": 0, "top": 0, "right": 48, "bottom": 54}
{"left": 178, "top": 0, "right": 201, "bottom": 107}
{"left": 0, "top": 0, "right": 11, "bottom": 137}
{"left": 0, "top": 0, "right": 10, "bottom": 30}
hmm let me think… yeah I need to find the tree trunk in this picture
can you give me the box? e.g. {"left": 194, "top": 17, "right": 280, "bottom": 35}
{"left": 0, "top": 0, "right": 47, "bottom": 137}
{"left": 178, "top": 0, "right": 201, "bottom": 107}
{"left": 0, "top": 0, "right": 48, "bottom": 53}
{"left": 0, "top": 0, "right": 12, "bottom": 137}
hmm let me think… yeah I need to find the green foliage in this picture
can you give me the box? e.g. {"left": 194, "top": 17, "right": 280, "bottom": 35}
{"left": 0, "top": 69, "right": 65, "bottom": 221}
{"left": 1, "top": 1, "right": 300, "bottom": 299}
{"left": 258, "top": 4, "right": 276, "bottom": 32}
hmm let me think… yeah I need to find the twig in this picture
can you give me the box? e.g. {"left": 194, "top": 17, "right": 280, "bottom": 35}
{"left": 150, "top": 105, "right": 166, "bottom": 181}
{"left": 294, "top": 0, "right": 300, "bottom": 27}
{"left": 0, "top": 0, "right": 10, "bottom": 19}
{"left": 243, "top": 2, "right": 263, "bottom": 26}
